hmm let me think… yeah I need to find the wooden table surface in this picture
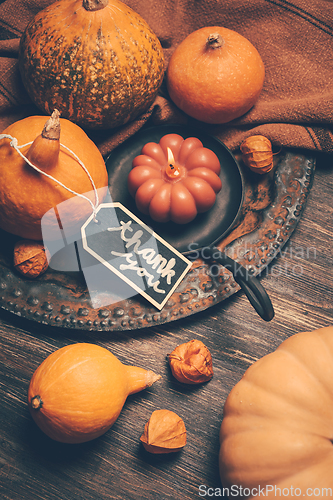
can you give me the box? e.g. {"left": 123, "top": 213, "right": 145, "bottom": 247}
{"left": 0, "top": 152, "right": 332, "bottom": 500}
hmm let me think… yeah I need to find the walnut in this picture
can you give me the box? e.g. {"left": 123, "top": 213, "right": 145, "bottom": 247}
{"left": 140, "top": 409, "right": 186, "bottom": 454}
{"left": 168, "top": 339, "right": 214, "bottom": 384}
{"left": 13, "top": 240, "right": 49, "bottom": 278}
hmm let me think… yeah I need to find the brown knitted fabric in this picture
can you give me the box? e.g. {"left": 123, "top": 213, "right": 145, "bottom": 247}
{"left": 1, "top": 0, "right": 333, "bottom": 156}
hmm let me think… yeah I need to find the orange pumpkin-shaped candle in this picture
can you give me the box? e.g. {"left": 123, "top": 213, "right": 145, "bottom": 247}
{"left": 128, "top": 134, "right": 222, "bottom": 224}
{"left": 0, "top": 110, "right": 108, "bottom": 240}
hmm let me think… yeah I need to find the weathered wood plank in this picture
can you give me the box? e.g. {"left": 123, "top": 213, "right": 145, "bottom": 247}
{"left": 0, "top": 163, "right": 332, "bottom": 500}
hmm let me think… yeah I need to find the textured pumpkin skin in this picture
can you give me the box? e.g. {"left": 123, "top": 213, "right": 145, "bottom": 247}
{"left": 128, "top": 133, "right": 222, "bottom": 224}
{"left": 219, "top": 326, "right": 333, "bottom": 498}
{"left": 18, "top": 0, "right": 165, "bottom": 129}
{"left": 28, "top": 343, "right": 158, "bottom": 443}
{"left": 0, "top": 115, "right": 108, "bottom": 240}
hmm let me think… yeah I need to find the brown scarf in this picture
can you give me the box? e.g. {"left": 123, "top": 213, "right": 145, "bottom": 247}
{"left": 1, "top": 0, "right": 333, "bottom": 157}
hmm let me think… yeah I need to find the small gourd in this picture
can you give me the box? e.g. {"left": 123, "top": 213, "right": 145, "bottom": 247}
{"left": 0, "top": 110, "right": 108, "bottom": 240}
{"left": 128, "top": 133, "right": 222, "bottom": 224}
{"left": 28, "top": 343, "right": 161, "bottom": 443}
{"left": 18, "top": 0, "right": 165, "bottom": 129}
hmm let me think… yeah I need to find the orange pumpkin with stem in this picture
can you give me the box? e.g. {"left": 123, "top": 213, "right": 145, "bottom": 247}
{"left": 167, "top": 27, "right": 265, "bottom": 124}
{"left": 0, "top": 110, "right": 108, "bottom": 240}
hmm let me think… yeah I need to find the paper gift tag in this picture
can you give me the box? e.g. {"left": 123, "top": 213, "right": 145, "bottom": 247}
{"left": 81, "top": 202, "right": 192, "bottom": 310}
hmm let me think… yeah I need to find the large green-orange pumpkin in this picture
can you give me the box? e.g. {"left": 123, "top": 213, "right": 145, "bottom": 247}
{"left": 18, "top": 0, "right": 165, "bottom": 129}
{"left": 219, "top": 326, "right": 333, "bottom": 498}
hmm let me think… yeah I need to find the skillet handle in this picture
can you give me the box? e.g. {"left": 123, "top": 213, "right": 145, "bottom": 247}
{"left": 204, "top": 248, "right": 274, "bottom": 321}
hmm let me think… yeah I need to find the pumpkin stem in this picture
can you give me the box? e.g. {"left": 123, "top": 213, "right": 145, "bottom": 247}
{"left": 83, "top": 0, "right": 108, "bottom": 11}
{"left": 125, "top": 365, "right": 161, "bottom": 396}
{"left": 206, "top": 34, "right": 224, "bottom": 49}
{"left": 26, "top": 110, "right": 61, "bottom": 170}
{"left": 42, "top": 109, "right": 61, "bottom": 140}
{"left": 30, "top": 395, "right": 43, "bottom": 410}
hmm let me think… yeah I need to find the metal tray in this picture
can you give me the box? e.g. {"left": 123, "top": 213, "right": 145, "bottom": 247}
{"left": 0, "top": 127, "right": 315, "bottom": 331}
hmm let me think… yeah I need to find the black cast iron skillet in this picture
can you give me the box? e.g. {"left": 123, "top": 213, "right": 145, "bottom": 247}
{"left": 106, "top": 125, "right": 274, "bottom": 321}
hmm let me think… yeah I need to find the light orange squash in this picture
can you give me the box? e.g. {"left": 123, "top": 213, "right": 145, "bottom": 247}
{"left": 28, "top": 343, "right": 161, "bottom": 443}
{"left": 219, "top": 326, "right": 333, "bottom": 498}
{"left": 18, "top": 0, "right": 165, "bottom": 129}
{"left": 0, "top": 110, "right": 108, "bottom": 240}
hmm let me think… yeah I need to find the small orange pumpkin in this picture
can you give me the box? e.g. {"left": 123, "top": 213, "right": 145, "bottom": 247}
{"left": 0, "top": 110, "right": 108, "bottom": 240}
{"left": 167, "top": 27, "right": 265, "bottom": 124}
{"left": 219, "top": 326, "right": 333, "bottom": 496}
{"left": 19, "top": 0, "right": 165, "bottom": 129}
{"left": 128, "top": 133, "right": 222, "bottom": 224}
{"left": 28, "top": 343, "right": 161, "bottom": 443}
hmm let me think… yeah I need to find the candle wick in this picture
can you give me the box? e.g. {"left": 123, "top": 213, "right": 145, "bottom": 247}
{"left": 169, "top": 164, "right": 174, "bottom": 169}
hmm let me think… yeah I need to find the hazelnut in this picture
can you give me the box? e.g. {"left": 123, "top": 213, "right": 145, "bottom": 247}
{"left": 168, "top": 339, "right": 213, "bottom": 384}
{"left": 140, "top": 409, "right": 186, "bottom": 454}
{"left": 14, "top": 240, "right": 49, "bottom": 278}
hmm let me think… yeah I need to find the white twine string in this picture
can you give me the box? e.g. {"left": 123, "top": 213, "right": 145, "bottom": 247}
{"left": 0, "top": 133, "right": 100, "bottom": 222}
